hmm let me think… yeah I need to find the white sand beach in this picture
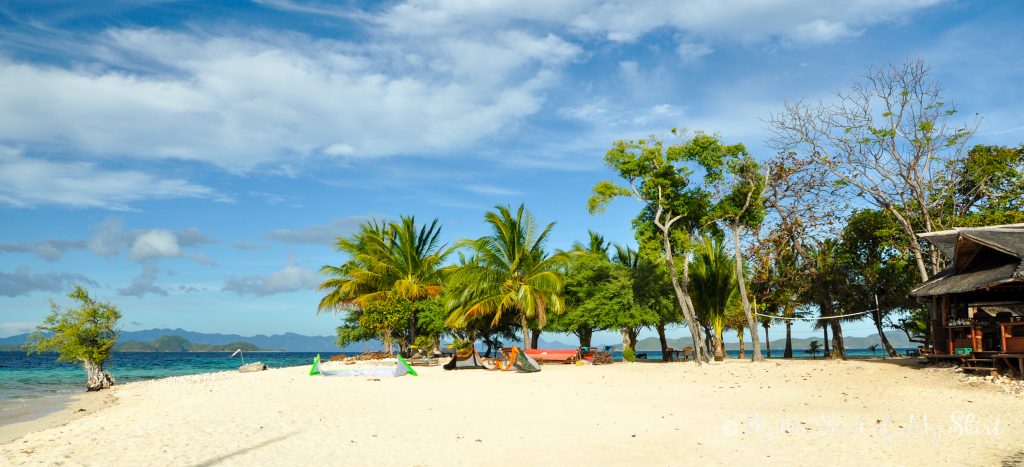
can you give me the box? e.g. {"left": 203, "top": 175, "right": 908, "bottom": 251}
{"left": 2, "top": 359, "right": 1022, "bottom": 466}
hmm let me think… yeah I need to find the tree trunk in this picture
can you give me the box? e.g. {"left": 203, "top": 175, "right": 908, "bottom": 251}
{"left": 731, "top": 224, "right": 762, "bottom": 361}
{"left": 521, "top": 315, "right": 531, "bottom": 349}
{"left": 408, "top": 312, "right": 417, "bottom": 353}
{"left": 621, "top": 328, "right": 630, "bottom": 354}
{"left": 762, "top": 322, "right": 771, "bottom": 359}
{"left": 822, "top": 299, "right": 845, "bottom": 359}
{"left": 737, "top": 327, "right": 746, "bottom": 360}
{"left": 713, "top": 327, "right": 725, "bottom": 362}
{"left": 874, "top": 294, "right": 898, "bottom": 357}
{"left": 83, "top": 360, "right": 114, "bottom": 392}
{"left": 383, "top": 330, "right": 393, "bottom": 356}
{"left": 577, "top": 328, "right": 593, "bottom": 348}
{"left": 657, "top": 323, "right": 671, "bottom": 362}
{"left": 659, "top": 223, "right": 707, "bottom": 364}
{"left": 784, "top": 321, "right": 793, "bottom": 359}
{"left": 531, "top": 328, "right": 541, "bottom": 350}
{"left": 822, "top": 324, "right": 830, "bottom": 357}
{"left": 627, "top": 328, "right": 639, "bottom": 352}
{"left": 830, "top": 318, "right": 845, "bottom": 360}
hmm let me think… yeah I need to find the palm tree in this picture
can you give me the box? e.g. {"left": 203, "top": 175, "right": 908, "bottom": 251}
{"left": 317, "top": 216, "right": 453, "bottom": 354}
{"left": 445, "top": 204, "right": 568, "bottom": 349}
{"left": 689, "top": 236, "right": 738, "bottom": 361}
{"left": 573, "top": 230, "right": 610, "bottom": 257}
{"left": 807, "top": 340, "right": 821, "bottom": 359}
{"left": 868, "top": 344, "right": 879, "bottom": 356}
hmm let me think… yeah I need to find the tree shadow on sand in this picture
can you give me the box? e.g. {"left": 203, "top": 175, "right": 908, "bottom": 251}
{"left": 194, "top": 430, "right": 301, "bottom": 466}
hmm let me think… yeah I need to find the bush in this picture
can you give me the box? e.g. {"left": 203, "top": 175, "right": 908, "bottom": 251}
{"left": 623, "top": 347, "right": 636, "bottom": 362}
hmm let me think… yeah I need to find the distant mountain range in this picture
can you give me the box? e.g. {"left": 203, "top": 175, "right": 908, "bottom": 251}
{"left": 114, "top": 335, "right": 272, "bottom": 352}
{"left": 0, "top": 328, "right": 363, "bottom": 352}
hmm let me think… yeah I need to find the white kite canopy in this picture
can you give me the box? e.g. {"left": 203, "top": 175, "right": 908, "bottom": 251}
{"left": 309, "top": 354, "right": 417, "bottom": 378}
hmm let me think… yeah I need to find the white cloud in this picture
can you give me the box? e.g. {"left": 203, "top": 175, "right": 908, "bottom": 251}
{"left": 0, "top": 266, "right": 97, "bottom": 297}
{"left": 222, "top": 258, "right": 318, "bottom": 296}
{"left": 88, "top": 218, "right": 130, "bottom": 256}
{"left": 117, "top": 264, "right": 169, "bottom": 297}
{"left": 789, "top": 19, "right": 861, "bottom": 44}
{"left": 0, "top": 146, "right": 220, "bottom": 209}
{"left": 129, "top": 230, "right": 181, "bottom": 261}
{"left": 265, "top": 216, "right": 370, "bottom": 245}
{"left": 676, "top": 42, "right": 714, "bottom": 63}
{"left": 0, "top": 239, "right": 86, "bottom": 262}
{"left": 0, "top": 24, "right": 581, "bottom": 172}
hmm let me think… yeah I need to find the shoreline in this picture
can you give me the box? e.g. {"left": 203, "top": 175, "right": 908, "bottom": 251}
{"left": 0, "top": 391, "right": 113, "bottom": 445}
{"left": 3, "top": 359, "right": 1022, "bottom": 465}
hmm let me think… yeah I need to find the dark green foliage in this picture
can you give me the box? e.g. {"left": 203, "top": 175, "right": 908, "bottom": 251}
{"left": 25, "top": 286, "right": 120, "bottom": 366}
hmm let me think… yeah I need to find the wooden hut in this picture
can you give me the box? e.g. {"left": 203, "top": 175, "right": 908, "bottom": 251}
{"left": 912, "top": 224, "right": 1024, "bottom": 377}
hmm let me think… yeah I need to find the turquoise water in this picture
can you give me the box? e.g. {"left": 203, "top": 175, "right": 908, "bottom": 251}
{"left": 0, "top": 351, "right": 350, "bottom": 426}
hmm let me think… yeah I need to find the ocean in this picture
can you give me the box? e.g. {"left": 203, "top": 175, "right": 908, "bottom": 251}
{"left": 0, "top": 347, "right": 911, "bottom": 427}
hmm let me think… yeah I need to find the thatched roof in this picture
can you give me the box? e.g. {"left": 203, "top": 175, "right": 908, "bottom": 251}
{"left": 911, "top": 223, "right": 1024, "bottom": 298}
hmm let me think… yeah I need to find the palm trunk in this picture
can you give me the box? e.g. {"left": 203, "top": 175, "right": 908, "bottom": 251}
{"left": 531, "top": 329, "right": 541, "bottom": 350}
{"left": 737, "top": 327, "right": 746, "bottom": 359}
{"left": 521, "top": 315, "right": 531, "bottom": 349}
{"left": 713, "top": 326, "right": 725, "bottom": 361}
{"left": 83, "top": 360, "right": 114, "bottom": 392}
{"left": 784, "top": 321, "right": 793, "bottom": 358}
{"left": 762, "top": 322, "right": 771, "bottom": 358}
{"left": 830, "top": 319, "right": 845, "bottom": 360}
{"left": 822, "top": 324, "right": 830, "bottom": 357}
{"left": 874, "top": 294, "right": 898, "bottom": 357}
{"left": 731, "top": 224, "right": 762, "bottom": 361}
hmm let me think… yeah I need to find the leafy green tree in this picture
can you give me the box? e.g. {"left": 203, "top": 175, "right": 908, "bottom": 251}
{"left": 550, "top": 252, "right": 634, "bottom": 348}
{"left": 589, "top": 130, "right": 716, "bottom": 364}
{"left": 695, "top": 133, "right": 767, "bottom": 361}
{"left": 318, "top": 216, "right": 453, "bottom": 353}
{"left": 613, "top": 244, "right": 676, "bottom": 360}
{"left": 26, "top": 286, "right": 121, "bottom": 391}
{"left": 937, "top": 143, "right": 1024, "bottom": 227}
{"left": 837, "top": 209, "right": 921, "bottom": 357}
{"left": 445, "top": 204, "right": 568, "bottom": 349}
{"left": 689, "top": 236, "right": 737, "bottom": 361}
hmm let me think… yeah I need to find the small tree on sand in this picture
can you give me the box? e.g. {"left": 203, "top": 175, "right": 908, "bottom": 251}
{"left": 806, "top": 340, "right": 821, "bottom": 359}
{"left": 25, "top": 286, "right": 121, "bottom": 391}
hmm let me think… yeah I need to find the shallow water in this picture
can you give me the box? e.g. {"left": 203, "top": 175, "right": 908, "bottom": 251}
{"left": 0, "top": 351, "right": 351, "bottom": 427}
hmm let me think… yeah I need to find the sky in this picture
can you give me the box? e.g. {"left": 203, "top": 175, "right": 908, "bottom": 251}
{"left": 1, "top": 0, "right": 1023, "bottom": 345}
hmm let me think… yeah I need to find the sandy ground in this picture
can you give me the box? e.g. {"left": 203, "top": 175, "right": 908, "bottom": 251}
{"left": 1, "top": 359, "right": 1022, "bottom": 466}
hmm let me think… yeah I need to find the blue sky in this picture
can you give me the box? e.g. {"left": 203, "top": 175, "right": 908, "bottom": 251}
{"left": 2, "top": 0, "right": 1023, "bottom": 345}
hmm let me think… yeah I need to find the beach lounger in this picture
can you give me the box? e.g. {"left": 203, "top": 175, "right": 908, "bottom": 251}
{"left": 524, "top": 349, "right": 579, "bottom": 364}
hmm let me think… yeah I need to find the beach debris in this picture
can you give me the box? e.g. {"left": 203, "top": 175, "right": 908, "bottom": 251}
{"left": 239, "top": 362, "right": 268, "bottom": 373}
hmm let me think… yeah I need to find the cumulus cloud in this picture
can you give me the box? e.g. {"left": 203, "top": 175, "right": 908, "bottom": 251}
{"left": 117, "top": 264, "right": 169, "bottom": 297}
{"left": 0, "top": 238, "right": 86, "bottom": 261}
{"left": 83, "top": 218, "right": 216, "bottom": 264}
{"left": 0, "top": 146, "right": 222, "bottom": 209}
{"left": 222, "top": 258, "right": 318, "bottom": 296}
{"left": 265, "top": 217, "right": 369, "bottom": 245}
{"left": 0, "top": 266, "right": 97, "bottom": 297}
{"left": 129, "top": 230, "right": 181, "bottom": 261}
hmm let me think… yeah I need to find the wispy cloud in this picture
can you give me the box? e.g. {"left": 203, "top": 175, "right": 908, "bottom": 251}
{"left": 0, "top": 146, "right": 223, "bottom": 210}
{"left": 222, "top": 257, "right": 318, "bottom": 296}
{"left": 265, "top": 217, "right": 370, "bottom": 245}
{"left": 0, "top": 266, "right": 97, "bottom": 297}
